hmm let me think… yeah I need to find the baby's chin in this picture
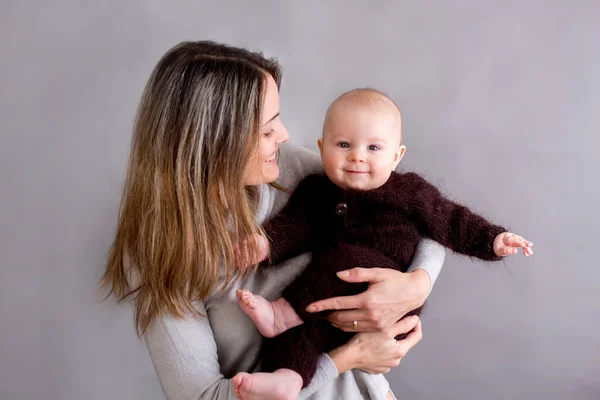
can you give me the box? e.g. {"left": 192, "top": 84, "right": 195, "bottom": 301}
{"left": 331, "top": 174, "right": 392, "bottom": 191}
{"left": 337, "top": 180, "right": 385, "bottom": 191}
{"left": 347, "top": 183, "right": 383, "bottom": 191}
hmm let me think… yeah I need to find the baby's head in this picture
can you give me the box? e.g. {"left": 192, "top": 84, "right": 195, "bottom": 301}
{"left": 318, "top": 88, "right": 405, "bottom": 191}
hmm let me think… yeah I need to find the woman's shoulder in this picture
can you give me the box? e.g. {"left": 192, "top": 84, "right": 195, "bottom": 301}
{"left": 277, "top": 142, "right": 324, "bottom": 190}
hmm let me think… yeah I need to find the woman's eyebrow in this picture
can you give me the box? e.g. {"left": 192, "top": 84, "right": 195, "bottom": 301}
{"left": 262, "top": 112, "right": 280, "bottom": 126}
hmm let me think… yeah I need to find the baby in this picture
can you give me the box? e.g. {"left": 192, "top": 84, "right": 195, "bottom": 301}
{"left": 232, "top": 88, "right": 533, "bottom": 400}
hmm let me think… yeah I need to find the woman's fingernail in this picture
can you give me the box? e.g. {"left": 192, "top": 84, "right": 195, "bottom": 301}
{"left": 410, "top": 316, "right": 418, "bottom": 323}
{"left": 337, "top": 270, "right": 350, "bottom": 277}
{"left": 306, "top": 306, "right": 316, "bottom": 312}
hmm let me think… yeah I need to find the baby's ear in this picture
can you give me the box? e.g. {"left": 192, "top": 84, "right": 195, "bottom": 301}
{"left": 317, "top": 138, "right": 324, "bottom": 156}
{"left": 393, "top": 145, "right": 406, "bottom": 168}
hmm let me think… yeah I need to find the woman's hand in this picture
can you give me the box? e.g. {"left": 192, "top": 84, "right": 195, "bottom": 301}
{"left": 328, "top": 315, "right": 422, "bottom": 374}
{"left": 305, "top": 267, "right": 430, "bottom": 332}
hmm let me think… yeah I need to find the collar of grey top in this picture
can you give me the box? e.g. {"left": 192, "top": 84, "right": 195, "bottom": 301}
{"left": 255, "top": 183, "right": 274, "bottom": 225}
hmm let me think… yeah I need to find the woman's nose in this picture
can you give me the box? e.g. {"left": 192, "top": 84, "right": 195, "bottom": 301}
{"left": 276, "top": 124, "right": 290, "bottom": 144}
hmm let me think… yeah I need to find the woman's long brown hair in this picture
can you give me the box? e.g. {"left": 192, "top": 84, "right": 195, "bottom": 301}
{"left": 101, "top": 41, "right": 282, "bottom": 335}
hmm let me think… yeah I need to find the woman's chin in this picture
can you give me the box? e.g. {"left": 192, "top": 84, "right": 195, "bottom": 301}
{"left": 262, "top": 165, "right": 280, "bottom": 183}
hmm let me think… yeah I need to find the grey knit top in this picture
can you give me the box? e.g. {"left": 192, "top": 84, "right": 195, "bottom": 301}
{"left": 141, "top": 143, "right": 446, "bottom": 400}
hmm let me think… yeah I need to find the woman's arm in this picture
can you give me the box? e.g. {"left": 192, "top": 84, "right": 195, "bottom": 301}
{"left": 406, "top": 238, "right": 446, "bottom": 293}
{"left": 144, "top": 300, "right": 341, "bottom": 400}
{"left": 143, "top": 301, "right": 236, "bottom": 400}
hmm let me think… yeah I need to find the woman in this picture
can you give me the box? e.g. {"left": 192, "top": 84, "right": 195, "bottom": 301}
{"left": 102, "top": 40, "right": 445, "bottom": 400}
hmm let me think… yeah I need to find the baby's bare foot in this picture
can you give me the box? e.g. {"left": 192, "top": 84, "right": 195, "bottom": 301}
{"left": 232, "top": 369, "right": 302, "bottom": 400}
{"left": 236, "top": 289, "right": 277, "bottom": 337}
{"left": 236, "top": 290, "right": 304, "bottom": 337}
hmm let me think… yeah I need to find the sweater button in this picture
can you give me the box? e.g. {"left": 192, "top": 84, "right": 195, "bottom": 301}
{"left": 336, "top": 203, "right": 348, "bottom": 215}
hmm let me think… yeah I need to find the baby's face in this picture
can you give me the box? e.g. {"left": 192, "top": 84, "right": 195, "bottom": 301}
{"left": 319, "top": 105, "right": 404, "bottom": 191}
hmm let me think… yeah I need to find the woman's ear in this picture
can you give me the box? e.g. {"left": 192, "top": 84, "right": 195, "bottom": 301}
{"left": 393, "top": 145, "right": 406, "bottom": 169}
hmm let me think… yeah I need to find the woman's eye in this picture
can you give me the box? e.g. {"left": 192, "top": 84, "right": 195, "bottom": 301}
{"left": 337, "top": 142, "right": 350, "bottom": 148}
{"left": 264, "top": 129, "right": 275, "bottom": 138}
{"left": 368, "top": 145, "right": 381, "bottom": 151}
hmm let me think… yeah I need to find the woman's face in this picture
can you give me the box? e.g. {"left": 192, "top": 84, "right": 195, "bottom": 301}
{"left": 243, "top": 74, "right": 289, "bottom": 186}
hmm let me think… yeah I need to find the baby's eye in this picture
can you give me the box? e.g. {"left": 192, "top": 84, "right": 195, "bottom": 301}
{"left": 368, "top": 145, "right": 381, "bottom": 151}
{"left": 337, "top": 142, "right": 350, "bottom": 148}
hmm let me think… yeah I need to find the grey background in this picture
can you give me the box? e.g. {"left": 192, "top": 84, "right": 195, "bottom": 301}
{"left": 1, "top": 1, "right": 598, "bottom": 399}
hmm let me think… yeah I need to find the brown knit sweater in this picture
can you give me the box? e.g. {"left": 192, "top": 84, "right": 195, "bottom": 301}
{"left": 258, "top": 172, "right": 507, "bottom": 387}
{"left": 264, "top": 171, "right": 506, "bottom": 268}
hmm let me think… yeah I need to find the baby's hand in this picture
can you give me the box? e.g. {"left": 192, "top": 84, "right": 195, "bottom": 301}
{"left": 234, "top": 234, "right": 270, "bottom": 268}
{"left": 493, "top": 232, "right": 533, "bottom": 257}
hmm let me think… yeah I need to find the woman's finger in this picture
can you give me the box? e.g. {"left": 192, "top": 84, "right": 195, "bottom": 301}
{"left": 328, "top": 311, "right": 379, "bottom": 332}
{"left": 335, "top": 267, "right": 386, "bottom": 283}
{"left": 328, "top": 309, "right": 365, "bottom": 325}
{"left": 390, "top": 315, "right": 420, "bottom": 338}
{"left": 306, "top": 292, "right": 367, "bottom": 313}
{"left": 396, "top": 320, "right": 423, "bottom": 354}
{"left": 331, "top": 319, "right": 377, "bottom": 332}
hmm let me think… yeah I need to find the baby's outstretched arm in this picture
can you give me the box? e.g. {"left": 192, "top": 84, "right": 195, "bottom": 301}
{"left": 493, "top": 232, "right": 534, "bottom": 257}
{"left": 401, "top": 172, "right": 531, "bottom": 261}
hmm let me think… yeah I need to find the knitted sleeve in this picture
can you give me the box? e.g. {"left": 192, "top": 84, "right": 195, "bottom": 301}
{"left": 262, "top": 175, "right": 318, "bottom": 266}
{"left": 403, "top": 173, "right": 507, "bottom": 261}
